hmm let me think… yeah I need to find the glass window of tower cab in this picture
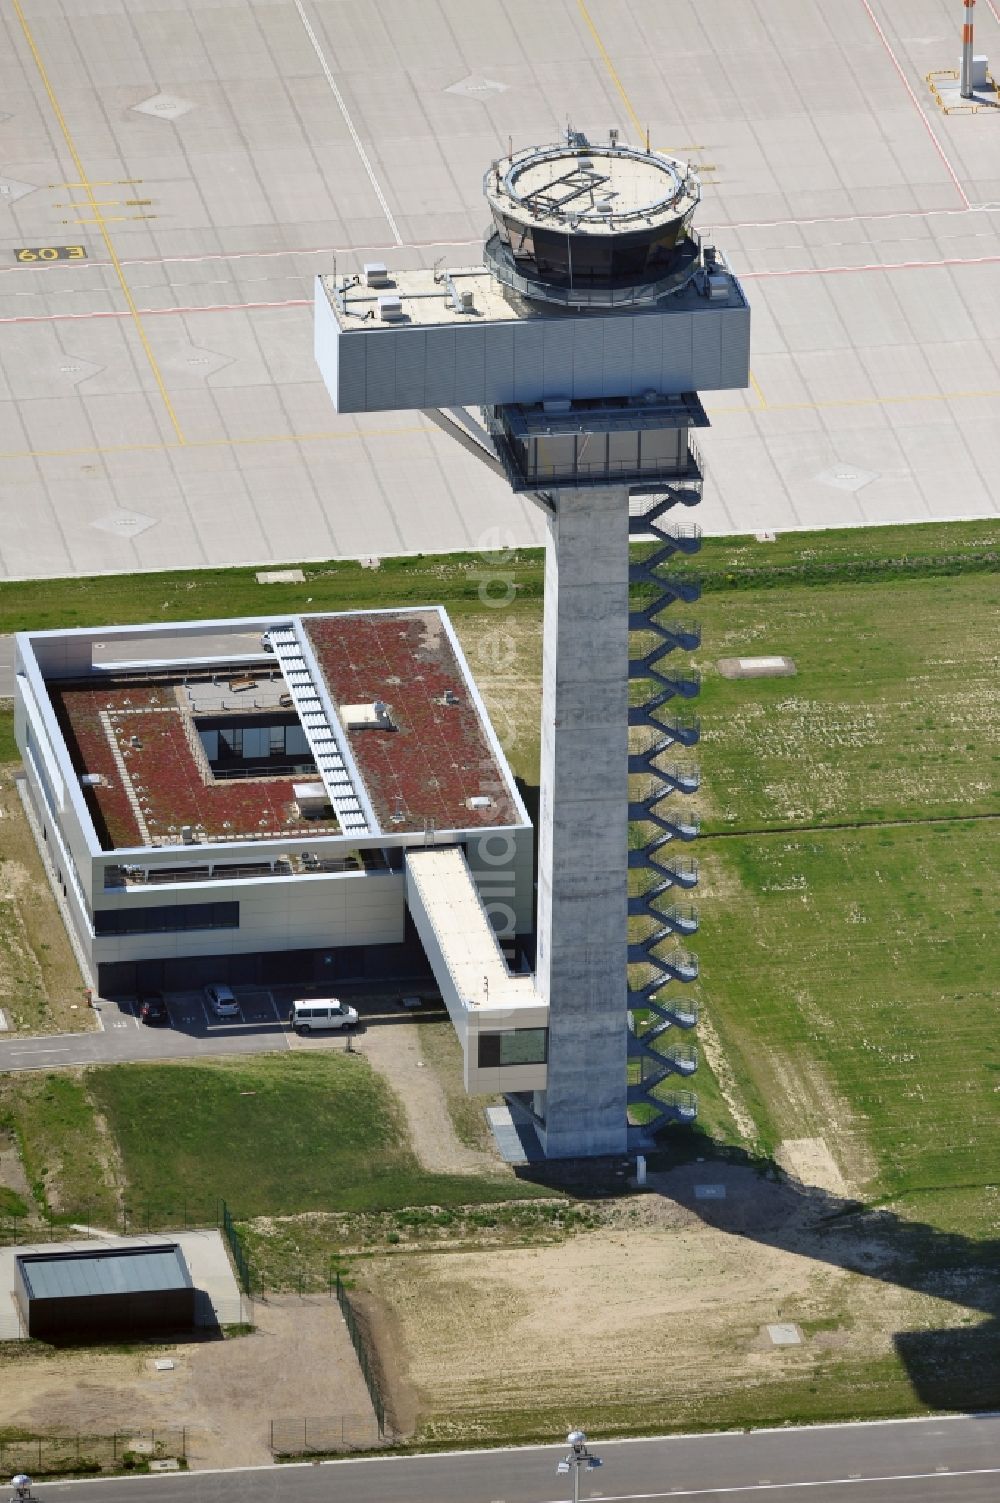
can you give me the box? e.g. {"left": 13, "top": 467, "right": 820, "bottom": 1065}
{"left": 484, "top": 128, "right": 702, "bottom": 294}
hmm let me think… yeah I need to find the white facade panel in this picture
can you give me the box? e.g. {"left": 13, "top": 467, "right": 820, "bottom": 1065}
{"left": 632, "top": 313, "right": 665, "bottom": 391}
{"left": 393, "top": 329, "right": 427, "bottom": 409}
{"left": 313, "top": 276, "right": 340, "bottom": 414}
{"left": 90, "top": 871, "right": 406, "bottom": 967}
{"left": 661, "top": 310, "right": 695, "bottom": 393}
{"left": 601, "top": 318, "right": 633, "bottom": 395}
{"left": 481, "top": 325, "right": 515, "bottom": 404}
{"left": 454, "top": 324, "right": 486, "bottom": 398}
{"left": 324, "top": 302, "right": 751, "bottom": 413}
{"left": 423, "top": 328, "right": 457, "bottom": 407}
{"left": 570, "top": 319, "right": 604, "bottom": 398}
{"left": 720, "top": 306, "right": 753, "bottom": 388}
{"left": 512, "top": 321, "right": 545, "bottom": 403}
{"left": 541, "top": 322, "right": 575, "bottom": 401}
{"left": 691, "top": 309, "right": 723, "bottom": 390}
{"left": 365, "top": 333, "right": 398, "bottom": 411}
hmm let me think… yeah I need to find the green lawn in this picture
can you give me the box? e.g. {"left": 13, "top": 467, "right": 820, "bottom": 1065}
{"left": 85, "top": 1054, "right": 542, "bottom": 1220}
{"left": 694, "top": 822, "right": 998, "bottom": 1201}
{"left": 693, "top": 572, "right": 999, "bottom": 831}
{"left": 0, "top": 1071, "right": 119, "bottom": 1228}
{"left": 0, "top": 517, "right": 992, "bottom": 635}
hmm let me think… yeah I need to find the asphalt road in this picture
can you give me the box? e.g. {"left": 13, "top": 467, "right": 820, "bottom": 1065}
{"left": 25, "top": 1415, "right": 1000, "bottom": 1503}
{"left": 0, "top": 989, "right": 422, "bottom": 1072}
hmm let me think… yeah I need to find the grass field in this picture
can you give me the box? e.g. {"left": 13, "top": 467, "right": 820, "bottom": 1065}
{"left": 0, "top": 1054, "right": 545, "bottom": 1235}
{"left": 0, "top": 750, "right": 91, "bottom": 1035}
{"left": 693, "top": 572, "right": 999, "bottom": 831}
{"left": 0, "top": 1070, "right": 119, "bottom": 1229}
{"left": 694, "top": 821, "right": 998, "bottom": 1199}
{"left": 0, "top": 521, "right": 996, "bottom": 1445}
{"left": 85, "top": 1055, "right": 542, "bottom": 1221}
{"left": 0, "top": 518, "right": 991, "bottom": 635}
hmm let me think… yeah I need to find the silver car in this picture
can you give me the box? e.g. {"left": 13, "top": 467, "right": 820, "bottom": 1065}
{"left": 204, "top": 982, "right": 239, "bottom": 1018}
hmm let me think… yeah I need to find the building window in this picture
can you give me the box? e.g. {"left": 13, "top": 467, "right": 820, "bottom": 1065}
{"left": 94, "top": 901, "right": 239, "bottom": 937}
{"left": 477, "top": 1028, "right": 548, "bottom": 1069}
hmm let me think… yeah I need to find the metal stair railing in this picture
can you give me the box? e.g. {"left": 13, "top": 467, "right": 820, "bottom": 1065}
{"left": 626, "top": 472, "right": 706, "bottom": 1132}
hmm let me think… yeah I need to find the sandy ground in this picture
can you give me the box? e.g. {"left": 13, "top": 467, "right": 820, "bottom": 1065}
{"left": 358, "top": 1161, "right": 986, "bottom": 1441}
{"left": 0, "top": 1297, "right": 380, "bottom": 1469}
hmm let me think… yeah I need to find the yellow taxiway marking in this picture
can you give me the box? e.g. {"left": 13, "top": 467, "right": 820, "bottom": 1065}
{"left": 573, "top": 0, "right": 753, "bottom": 390}
{"left": 13, "top": 0, "right": 185, "bottom": 445}
{"left": 574, "top": 0, "right": 647, "bottom": 142}
{"left": 748, "top": 371, "right": 769, "bottom": 410}
{"left": 2, "top": 383, "right": 999, "bottom": 465}
{"left": 49, "top": 180, "right": 143, "bottom": 189}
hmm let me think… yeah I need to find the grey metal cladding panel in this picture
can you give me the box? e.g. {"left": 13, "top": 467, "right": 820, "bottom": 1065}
{"left": 482, "top": 325, "right": 515, "bottom": 404}
{"left": 541, "top": 321, "right": 576, "bottom": 400}
{"left": 601, "top": 318, "right": 634, "bottom": 398}
{"left": 570, "top": 318, "right": 604, "bottom": 397}
{"left": 719, "top": 305, "right": 752, "bottom": 388}
{"left": 423, "top": 327, "right": 458, "bottom": 406}
{"left": 661, "top": 312, "right": 695, "bottom": 393}
{"left": 632, "top": 313, "right": 665, "bottom": 395}
{"left": 393, "top": 328, "right": 428, "bottom": 408}
{"left": 364, "top": 331, "right": 399, "bottom": 410}
{"left": 454, "top": 324, "right": 486, "bottom": 399}
{"left": 20, "top": 1248, "right": 189, "bottom": 1298}
{"left": 691, "top": 310, "right": 723, "bottom": 390}
{"left": 512, "top": 321, "right": 546, "bottom": 403}
{"left": 337, "top": 337, "right": 367, "bottom": 413}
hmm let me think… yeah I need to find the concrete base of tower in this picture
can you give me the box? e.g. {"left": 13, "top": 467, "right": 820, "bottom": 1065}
{"left": 533, "top": 483, "right": 630, "bottom": 1160}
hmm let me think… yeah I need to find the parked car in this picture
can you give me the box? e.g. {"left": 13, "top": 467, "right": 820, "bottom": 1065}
{"left": 288, "top": 998, "right": 358, "bottom": 1034}
{"left": 138, "top": 991, "right": 169, "bottom": 1026}
{"left": 204, "top": 982, "right": 240, "bottom": 1018}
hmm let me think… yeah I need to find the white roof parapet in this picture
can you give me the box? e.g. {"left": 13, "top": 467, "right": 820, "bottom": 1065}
{"left": 406, "top": 846, "right": 544, "bottom": 1019}
{"left": 268, "top": 625, "right": 374, "bottom": 836}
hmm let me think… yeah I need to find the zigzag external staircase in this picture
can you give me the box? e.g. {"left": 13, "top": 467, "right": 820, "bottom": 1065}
{"left": 626, "top": 452, "right": 705, "bottom": 1133}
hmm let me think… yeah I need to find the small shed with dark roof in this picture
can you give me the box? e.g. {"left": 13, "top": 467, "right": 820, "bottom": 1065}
{"left": 15, "top": 1244, "right": 196, "bottom": 1339}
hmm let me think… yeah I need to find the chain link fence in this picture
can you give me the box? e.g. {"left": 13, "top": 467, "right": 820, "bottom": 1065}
{"left": 334, "top": 1272, "right": 386, "bottom": 1437}
{"left": 268, "top": 1415, "right": 381, "bottom": 1456}
{"left": 0, "top": 1431, "right": 187, "bottom": 1477}
{"left": 0, "top": 1200, "right": 231, "bottom": 1247}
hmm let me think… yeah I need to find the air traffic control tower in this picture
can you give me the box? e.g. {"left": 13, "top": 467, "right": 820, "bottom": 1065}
{"left": 315, "top": 131, "right": 750, "bottom": 1159}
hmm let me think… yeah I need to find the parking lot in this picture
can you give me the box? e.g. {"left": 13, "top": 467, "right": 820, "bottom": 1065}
{"left": 0, "top": 984, "right": 437, "bottom": 1072}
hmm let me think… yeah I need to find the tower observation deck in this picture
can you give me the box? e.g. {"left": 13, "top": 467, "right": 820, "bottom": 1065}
{"left": 315, "top": 130, "right": 750, "bottom": 1159}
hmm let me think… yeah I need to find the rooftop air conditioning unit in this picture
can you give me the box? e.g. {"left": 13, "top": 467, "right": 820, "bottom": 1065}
{"left": 363, "top": 261, "right": 389, "bottom": 287}
{"left": 378, "top": 294, "right": 403, "bottom": 321}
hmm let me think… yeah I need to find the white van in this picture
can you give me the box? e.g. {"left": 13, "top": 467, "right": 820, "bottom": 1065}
{"left": 288, "top": 998, "right": 359, "bottom": 1034}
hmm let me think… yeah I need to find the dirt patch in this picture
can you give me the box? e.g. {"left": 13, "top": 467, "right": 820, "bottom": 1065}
{"left": 763, "top": 1050, "right": 878, "bottom": 1195}
{"left": 697, "top": 1005, "right": 758, "bottom": 1143}
{"left": 777, "top": 1137, "right": 848, "bottom": 1196}
{"left": 0, "top": 1297, "right": 380, "bottom": 1469}
{"left": 355, "top": 1163, "right": 982, "bottom": 1442}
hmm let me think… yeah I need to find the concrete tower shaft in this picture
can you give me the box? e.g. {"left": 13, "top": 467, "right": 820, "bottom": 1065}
{"left": 314, "top": 130, "right": 751, "bottom": 1159}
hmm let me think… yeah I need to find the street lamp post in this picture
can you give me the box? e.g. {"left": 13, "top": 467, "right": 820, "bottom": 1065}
{"left": 556, "top": 1428, "right": 603, "bottom": 1503}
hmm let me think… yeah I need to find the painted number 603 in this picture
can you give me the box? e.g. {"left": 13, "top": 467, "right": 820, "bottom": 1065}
{"left": 14, "top": 245, "right": 87, "bottom": 263}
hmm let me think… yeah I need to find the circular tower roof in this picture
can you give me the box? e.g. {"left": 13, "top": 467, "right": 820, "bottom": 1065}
{"left": 484, "top": 135, "right": 701, "bottom": 307}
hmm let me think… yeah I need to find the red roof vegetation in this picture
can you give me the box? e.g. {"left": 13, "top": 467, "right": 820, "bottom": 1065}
{"left": 305, "top": 610, "right": 518, "bottom": 833}
{"left": 51, "top": 682, "right": 334, "bottom": 851}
